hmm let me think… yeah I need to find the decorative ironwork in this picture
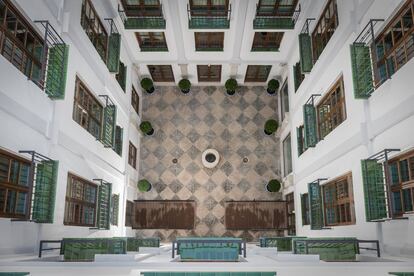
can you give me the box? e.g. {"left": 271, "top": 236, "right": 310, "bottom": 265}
{"left": 118, "top": 4, "right": 166, "bottom": 29}
{"left": 187, "top": 4, "right": 231, "bottom": 29}
{"left": 253, "top": 3, "right": 301, "bottom": 29}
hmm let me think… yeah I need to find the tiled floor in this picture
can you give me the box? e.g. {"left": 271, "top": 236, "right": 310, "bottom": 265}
{"left": 138, "top": 86, "right": 282, "bottom": 241}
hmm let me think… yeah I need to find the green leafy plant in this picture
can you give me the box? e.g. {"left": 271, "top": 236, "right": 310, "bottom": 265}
{"left": 138, "top": 179, "right": 151, "bottom": 192}
{"left": 140, "top": 78, "right": 154, "bottom": 92}
{"left": 267, "top": 79, "right": 280, "bottom": 94}
{"left": 267, "top": 179, "right": 281, "bottom": 192}
{"left": 140, "top": 121, "right": 153, "bottom": 135}
{"left": 178, "top": 79, "right": 191, "bottom": 92}
{"left": 225, "top": 78, "right": 238, "bottom": 95}
{"left": 264, "top": 119, "right": 278, "bottom": 135}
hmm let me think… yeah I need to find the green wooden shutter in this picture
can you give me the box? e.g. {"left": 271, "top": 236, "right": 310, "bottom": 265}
{"left": 107, "top": 33, "right": 121, "bottom": 73}
{"left": 300, "top": 194, "right": 309, "bottom": 225}
{"left": 32, "top": 160, "right": 58, "bottom": 223}
{"left": 350, "top": 43, "right": 374, "bottom": 99}
{"left": 299, "top": 33, "right": 313, "bottom": 73}
{"left": 111, "top": 194, "right": 119, "bottom": 226}
{"left": 296, "top": 126, "right": 303, "bottom": 156}
{"left": 303, "top": 104, "right": 318, "bottom": 148}
{"left": 102, "top": 105, "right": 117, "bottom": 147}
{"left": 114, "top": 126, "right": 123, "bottom": 156}
{"left": 97, "top": 182, "right": 112, "bottom": 229}
{"left": 361, "top": 159, "right": 387, "bottom": 221}
{"left": 45, "top": 44, "right": 69, "bottom": 99}
{"left": 308, "top": 182, "right": 323, "bottom": 230}
{"left": 116, "top": 62, "right": 127, "bottom": 91}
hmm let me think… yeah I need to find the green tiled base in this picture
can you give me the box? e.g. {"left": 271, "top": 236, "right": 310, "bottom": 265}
{"left": 62, "top": 238, "right": 126, "bottom": 261}
{"left": 259, "top": 236, "right": 306, "bottom": 251}
{"left": 177, "top": 237, "right": 241, "bottom": 261}
{"left": 293, "top": 237, "right": 358, "bottom": 261}
{"left": 143, "top": 273, "right": 276, "bottom": 276}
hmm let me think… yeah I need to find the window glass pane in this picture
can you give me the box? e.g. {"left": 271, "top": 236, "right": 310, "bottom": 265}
{"left": 9, "top": 160, "right": 20, "bottom": 184}
{"left": 283, "top": 134, "right": 292, "bottom": 176}
{"left": 15, "top": 192, "right": 27, "bottom": 214}
{"left": 402, "top": 8, "right": 413, "bottom": 32}
{"left": 410, "top": 157, "right": 414, "bottom": 180}
{"left": 6, "top": 9, "right": 16, "bottom": 33}
{"left": 6, "top": 190, "right": 16, "bottom": 213}
{"left": 399, "top": 159, "right": 409, "bottom": 182}
{"left": 18, "top": 163, "right": 30, "bottom": 186}
{"left": 15, "top": 21, "right": 26, "bottom": 44}
{"left": 0, "top": 155, "right": 9, "bottom": 182}
{"left": 403, "top": 189, "right": 413, "bottom": 212}
{"left": 0, "top": 1, "right": 6, "bottom": 24}
{"left": 392, "top": 191, "right": 402, "bottom": 213}
{"left": 389, "top": 162, "right": 399, "bottom": 185}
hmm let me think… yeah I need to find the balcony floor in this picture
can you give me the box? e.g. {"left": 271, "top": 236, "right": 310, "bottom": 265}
{"left": 138, "top": 86, "right": 281, "bottom": 241}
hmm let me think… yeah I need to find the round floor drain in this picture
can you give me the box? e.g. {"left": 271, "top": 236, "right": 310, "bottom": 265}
{"left": 205, "top": 153, "right": 217, "bottom": 163}
{"left": 243, "top": 157, "right": 249, "bottom": 163}
{"left": 172, "top": 158, "right": 178, "bottom": 164}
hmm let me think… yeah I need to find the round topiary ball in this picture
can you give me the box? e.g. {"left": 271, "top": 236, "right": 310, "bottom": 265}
{"left": 138, "top": 179, "right": 151, "bottom": 192}
{"left": 267, "top": 179, "right": 281, "bottom": 192}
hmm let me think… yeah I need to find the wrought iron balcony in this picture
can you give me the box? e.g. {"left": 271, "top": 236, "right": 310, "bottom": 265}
{"left": 187, "top": 4, "right": 231, "bottom": 29}
{"left": 118, "top": 4, "right": 166, "bottom": 29}
{"left": 253, "top": 4, "right": 301, "bottom": 30}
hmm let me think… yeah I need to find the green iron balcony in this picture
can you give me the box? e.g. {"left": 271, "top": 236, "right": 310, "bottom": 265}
{"left": 188, "top": 4, "right": 231, "bottom": 29}
{"left": 253, "top": 4, "right": 301, "bottom": 30}
{"left": 251, "top": 46, "right": 280, "bottom": 52}
{"left": 118, "top": 4, "right": 166, "bottom": 29}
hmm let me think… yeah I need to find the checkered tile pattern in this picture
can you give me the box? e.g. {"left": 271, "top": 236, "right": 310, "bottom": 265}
{"left": 138, "top": 86, "right": 282, "bottom": 241}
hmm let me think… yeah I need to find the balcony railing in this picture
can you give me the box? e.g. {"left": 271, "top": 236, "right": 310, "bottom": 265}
{"left": 118, "top": 4, "right": 166, "bottom": 29}
{"left": 187, "top": 4, "right": 231, "bottom": 29}
{"left": 251, "top": 46, "right": 279, "bottom": 52}
{"left": 140, "top": 42, "right": 168, "bottom": 52}
{"left": 196, "top": 44, "right": 224, "bottom": 51}
{"left": 253, "top": 4, "right": 301, "bottom": 30}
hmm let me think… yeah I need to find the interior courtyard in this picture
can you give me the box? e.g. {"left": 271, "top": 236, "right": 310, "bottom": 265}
{"left": 0, "top": 0, "right": 414, "bottom": 275}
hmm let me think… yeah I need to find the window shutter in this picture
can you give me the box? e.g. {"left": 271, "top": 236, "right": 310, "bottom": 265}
{"left": 293, "top": 63, "right": 300, "bottom": 91}
{"left": 45, "top": 44, "right": 69, "bottom": 99}
{"left": 118, "top": 63, "right": 127, "bottom": 91}
{"left": 299, "top": 33, "right": 313, "bottom": 73}
{"left": 111, "top": 194, "right": 119, "bottom": 226}
{"left": 300, "top": 194, "right": 309, "bottom": 225}
{"left": 114, "top": 126, "right": 123, "bottom": 156}
{"left": 308, "top": 182, "right": 324, "bottom": 230}
{"left": 97, "top": 182, "right": 112, "bottom": 229}
{"left": 361, "top": 159, "right": 387, "bottom": 221}
{"left": 296, "top": 126, "right": 303, "bottom": 156}
{"left": 350, "top": 43, "right": 374, "bottom": 99}
{"left": 32, "top": 160, "right": 58, "bottom": 223}
{"left": 102, "top": 105, "right": 117, "bottom": 147}
{"left": 303, "top": 104, "right": 318, "bottom": 148}
{"left": 107, "top": 33, "right": 121, "bottom": 73}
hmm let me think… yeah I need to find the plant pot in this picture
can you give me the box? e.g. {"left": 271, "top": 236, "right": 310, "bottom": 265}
{"left": 227, "top": 89, "right": 235, "bottom": 95}
{"left": 264, "top": 129, "right": 273, "bottom": 135}
{"left": 146, "top": 87, "right": 155, "bottom": 94}
{"left": 146, "top": 128, "right": 154, "bottom": 136}
{"left": 181, "top": 89, "right": 190, "bottom": 94}
{"left": 267, "top": 88, "right": 276, "bottom": 95}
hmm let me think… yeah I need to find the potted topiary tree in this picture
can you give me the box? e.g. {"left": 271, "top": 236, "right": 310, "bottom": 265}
{"left": 178, "top": 78, "right": 191, "bottom": 94}
{"left": 138, "top": 179, "right": 152, "bottom": 192}
{"left": 264, "top": 119, "right": 278, "bottom": 135}
{"left": 140, "top": 78, "right": 154, "bottom": 94}
{"left": 225, "top": 78, "right": 238, "bottom": 95}
{"left": 140, "top": 121, "right": 154, "bottom": 135}
{"left": 266, "top": 179, "right": 281, "bottom": 192}
{"left": 267, "top": 79, "right": 280, "bottom": 95}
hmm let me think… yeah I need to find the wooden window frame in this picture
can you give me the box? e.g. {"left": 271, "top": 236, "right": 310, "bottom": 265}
{"left": 189, "top": 0, "right": 229, "bottom": 16}
{"left": 195, "top": 32, "right": 224, "bottom": 51}
{"left": 0, "top": 148, "right": 32, "bottom": 219}
{"left": 256, "top": 0, "right": 298, "bottom": 16}
{"left": 64, "top": 173, "right": 98, "bottom": 227}
{"left": 147, "top": 65, "right": 175, "bottom": 82}
{"left": 322, "top": 173, "right": 355, "bottom": 226}
{"left": 131, "top": 86, "right": 140, "bottom": 116}
{"left": 135, "top": 32, "right": 168, "bottom": 51}
{"left": 311, "top": 0, "right": 339, "bottom": 62}
{"left": 197, "top": 65, "right": 222, "bottom": 82}
{"left": 121, "top": 0, "right": 162, "bottom": 17}
{"left": 316, "top": 76, "right": 346, "bottom": 139}
{"left": 128, "top": 141, "right": 137, "bottom": 169}
{"left": 0, "top": 0, "right": 44, "bottom": 82}
{"left": 286, "top": 192, "right": 296, "bottom": 235}
{"left": 73, "top": 77, "right": 103, "bottom": 139}
{"left": 244, "top": 65, "right": 272, "bottom": 82}
{"left": 373, "top": 0, "right": 414, "bottom": 85}
{"left": 81, "top": 0, "right": 108, "bottom": 62}
{"left": 282, "top": 133, "right": 292, "bottom": 176}
{"left": 125, "top": 200, "right": 133, "bottom": 227}
{"left": 251, "top": 32, "right": 284, "bottom": 51}
{"left": 388, "top": 148, "right": 414, "bottom": 216}
{"left": 301, "top": 193, "right": 310, "bottom": 225}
